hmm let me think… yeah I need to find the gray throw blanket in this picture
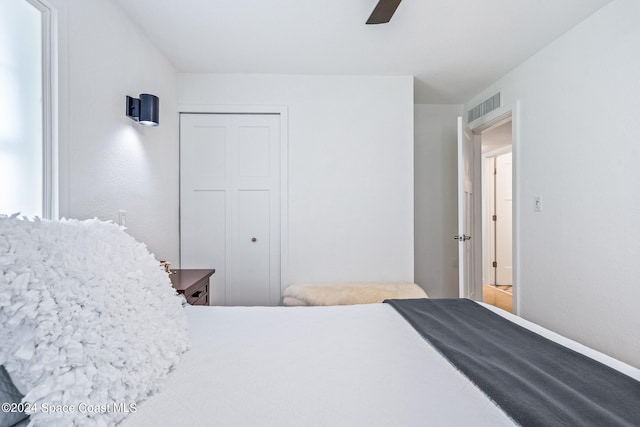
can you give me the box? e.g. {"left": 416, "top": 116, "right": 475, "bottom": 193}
{"left": 385, "top": 298, "right": 640, "bottom": 427}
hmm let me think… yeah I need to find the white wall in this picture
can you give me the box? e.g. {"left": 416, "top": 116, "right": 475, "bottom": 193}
{"left": 50, "top": 0, "right": 180, "bottom": 263}
{"left": 414, "top": 105, "right": 461, "bottom": 297}
{"left": 179, "top": 74, "right": 414, "bottom": 285}
{"left": 465, "top": 0, "right": 640, "bottom": 367}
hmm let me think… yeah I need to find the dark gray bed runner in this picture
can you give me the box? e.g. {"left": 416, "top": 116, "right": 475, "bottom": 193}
{"left": 385, "top": 298, "right": 640, "bottom": 427}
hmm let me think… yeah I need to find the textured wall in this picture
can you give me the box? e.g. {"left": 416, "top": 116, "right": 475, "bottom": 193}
{"left": 465, "top": 0, "right": 640, "bottom": 367}
{"left": 414, "top": 104, "right": 462, "bottom": 298}
{"left": 179, "top": 74, "right": 415, "bottom": 286}
{"left": 51, "top": 0, "right": 180, "bottom": 264}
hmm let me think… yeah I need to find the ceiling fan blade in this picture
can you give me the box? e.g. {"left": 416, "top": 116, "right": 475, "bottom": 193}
{"left": 366, "top": 0, "right": 402, "bottom": 24}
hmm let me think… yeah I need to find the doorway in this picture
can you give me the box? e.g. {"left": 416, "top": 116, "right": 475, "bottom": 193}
{"left": 480, "top": 120, "right": 513, "bottom": 312}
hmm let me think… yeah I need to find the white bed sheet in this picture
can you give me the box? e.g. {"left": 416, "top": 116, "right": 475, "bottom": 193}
{"left": 121, "top": 303, "right": 640, "bottom": 427}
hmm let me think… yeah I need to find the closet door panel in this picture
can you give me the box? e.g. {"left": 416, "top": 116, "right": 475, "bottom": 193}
{"left": 234, "top": 190, "right": 270, "bottom": 305}
{"left": 180, "top": 113, "right": 280, "bottom": 306}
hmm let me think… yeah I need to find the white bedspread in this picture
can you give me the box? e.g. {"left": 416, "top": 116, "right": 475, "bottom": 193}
{"left": 121, "top": 303, "right": 640, "bottom": 427}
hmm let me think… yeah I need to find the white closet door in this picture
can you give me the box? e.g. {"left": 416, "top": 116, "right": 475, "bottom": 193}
{"left": 180, "top": 113, "right": 281, "bottom": 306}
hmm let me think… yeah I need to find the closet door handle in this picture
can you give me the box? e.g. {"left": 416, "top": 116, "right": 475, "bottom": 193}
{"left": 251, "top": 237, "right": 257, "bottom": 242}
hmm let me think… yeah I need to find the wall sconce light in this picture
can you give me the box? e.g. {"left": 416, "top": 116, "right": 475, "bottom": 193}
{"left": 126, "top": 93, "right": 159, "bottom": 126}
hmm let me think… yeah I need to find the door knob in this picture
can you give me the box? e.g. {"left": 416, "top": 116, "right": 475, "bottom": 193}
{"left": 251, "top": 237, "right": 257, "bottom": 242}
{"left": 454, "top": 235, "right": 471, "bottom": 241}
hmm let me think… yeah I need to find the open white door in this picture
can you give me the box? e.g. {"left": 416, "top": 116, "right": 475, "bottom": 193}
{"left": 496, "top": 152, "right": 513, "bottom": 286}
{"left": 457, "top": 117, "right": 475, "bottom": 299}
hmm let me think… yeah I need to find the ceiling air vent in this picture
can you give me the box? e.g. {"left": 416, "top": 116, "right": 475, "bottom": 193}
{"left": 467, "top": 92, "right": 501, "bottom": 123}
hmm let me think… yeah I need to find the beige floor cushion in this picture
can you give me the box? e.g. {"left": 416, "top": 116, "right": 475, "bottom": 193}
{"left": 283, "top": 282, "right": 428, "bottom": 306}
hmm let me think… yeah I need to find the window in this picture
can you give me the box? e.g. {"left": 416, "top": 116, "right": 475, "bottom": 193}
{"left": 0, "top": 0, "right": 55, "bottom": 219}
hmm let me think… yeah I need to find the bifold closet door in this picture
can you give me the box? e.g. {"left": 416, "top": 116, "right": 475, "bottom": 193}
{"left": 180, "top": 113, "right": 281, "bottom": 306}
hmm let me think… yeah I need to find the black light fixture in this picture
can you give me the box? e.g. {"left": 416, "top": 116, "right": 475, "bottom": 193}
{"left": 126, "top": 93, "right": 159, "bottom": 126}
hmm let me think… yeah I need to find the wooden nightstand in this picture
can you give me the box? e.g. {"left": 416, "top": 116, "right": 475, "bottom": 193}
{"left": 170, "top": 269, "right": 215, "bottom": 306}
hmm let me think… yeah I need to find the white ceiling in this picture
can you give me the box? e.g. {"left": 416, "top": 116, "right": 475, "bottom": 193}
{"left": 115, "top": 0, "right": 612, "bottom": 104}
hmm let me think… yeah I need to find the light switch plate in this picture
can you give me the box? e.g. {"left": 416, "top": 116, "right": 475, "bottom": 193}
{"left": 534, "top": 196, "right": 542, "bottom": 212}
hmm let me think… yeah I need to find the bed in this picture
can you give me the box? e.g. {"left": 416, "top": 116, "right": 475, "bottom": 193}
{"left": 1, "top": 216, "right": 639, "bottom": 427}
{"left": 120, "top": 302, "right": 640, "bottom": 427}
{"left": 125, "top": 302, "right": 516, "bottom": 426}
